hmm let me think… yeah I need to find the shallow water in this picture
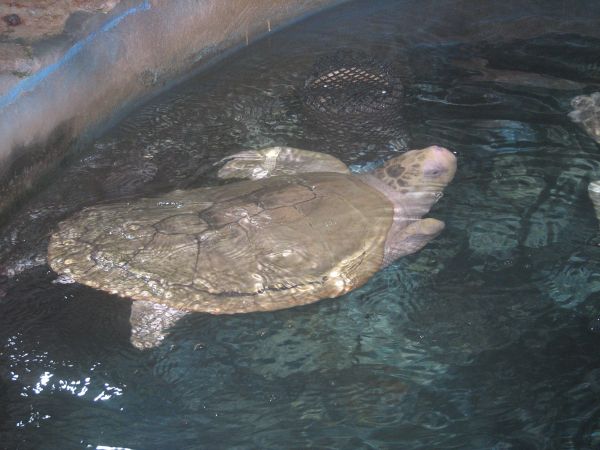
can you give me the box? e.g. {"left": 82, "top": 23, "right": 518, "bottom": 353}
{"left": 3, "top": 0, "right": 600, "bottom": 448}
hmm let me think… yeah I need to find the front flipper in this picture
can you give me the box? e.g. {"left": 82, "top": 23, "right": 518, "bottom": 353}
{"left": 217, "top": 146, "right": 350, "bottom": 180}
{"left": 129, "top": 300, "right": 189, "bottom": 350}
{"left": 383, "top": 218, "right": 445, "bottom": 267}
{"left": 589, "top": 181, "right": 600, "bottom": 225}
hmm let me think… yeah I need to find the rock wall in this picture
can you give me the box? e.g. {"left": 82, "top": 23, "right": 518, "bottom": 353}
{"left": 0, "top": 0, "right": 344, "bottom": 216}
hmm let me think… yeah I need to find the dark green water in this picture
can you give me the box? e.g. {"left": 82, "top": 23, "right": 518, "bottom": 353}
{"left": 3, "top": 0, "right": 600, "bottom": 448}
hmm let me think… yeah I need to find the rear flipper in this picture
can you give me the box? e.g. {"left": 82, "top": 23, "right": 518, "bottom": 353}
{"left": 129, "top": 300, "right": 189, "bottom": 350}
{"left": 217, "top": 146, "right": 349, "bottom": 180}
{"left": 383, "top": 218, "right": 445, "bottom": 267}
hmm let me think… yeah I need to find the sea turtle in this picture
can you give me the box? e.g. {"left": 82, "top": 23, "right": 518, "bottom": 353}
{"left": 568, "top": 93, "right": 600, "bottom": 221}
{"left": 48, "top": 145, "right": 457, "bottom": 349}
{"left": 569, "top": 92, "right": 600, "bottom": 145}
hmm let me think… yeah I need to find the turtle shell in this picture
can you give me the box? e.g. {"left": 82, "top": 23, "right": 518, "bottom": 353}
{"left": 48, "top": 172, "right": 393, "bottom": 313}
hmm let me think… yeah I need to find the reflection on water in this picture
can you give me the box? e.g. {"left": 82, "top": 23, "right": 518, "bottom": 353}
{"left": 3, "top": 0, "right": 600, "bottom": 448}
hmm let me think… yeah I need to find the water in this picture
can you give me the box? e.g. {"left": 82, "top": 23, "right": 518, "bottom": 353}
{"left": 3, "top": 0, "right": 600, "bottom": 448}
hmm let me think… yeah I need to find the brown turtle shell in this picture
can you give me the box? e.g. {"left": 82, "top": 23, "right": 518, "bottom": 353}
{"left": 48, "top": 172, "right": 393, "bottom": 313}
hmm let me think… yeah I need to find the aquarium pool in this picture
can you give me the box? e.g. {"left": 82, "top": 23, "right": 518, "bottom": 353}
{"left": 3, "top": 0, "right": 600, "bottom": 448}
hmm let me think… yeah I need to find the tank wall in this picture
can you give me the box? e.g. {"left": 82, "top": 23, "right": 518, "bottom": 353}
{"left": 0, "top": 0, "right": 345, "bottom": 216}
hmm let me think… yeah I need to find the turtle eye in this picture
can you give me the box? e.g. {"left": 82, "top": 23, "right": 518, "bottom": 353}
{"left": 424, "top": 166, "right": 445, "bottom": 178}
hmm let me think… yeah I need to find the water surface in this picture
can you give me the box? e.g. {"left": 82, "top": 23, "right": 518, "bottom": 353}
{"left": 3, "top": 0, "right": 600, "bottom": 448}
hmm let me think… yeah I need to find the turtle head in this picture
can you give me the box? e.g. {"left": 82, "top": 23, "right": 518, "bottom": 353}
{"left": 373, "top": 146, "right": 456, "bottom": 192}
{"left": 370, "top": 145, "right": 457, "bottom": 216}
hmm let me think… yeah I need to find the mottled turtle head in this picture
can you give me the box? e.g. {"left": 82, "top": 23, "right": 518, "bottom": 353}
{"left": 370, "top": 145, "right": 457, "bottom": 216}
{"left": 373, "top": 146, "right": 456, "bottom": 192}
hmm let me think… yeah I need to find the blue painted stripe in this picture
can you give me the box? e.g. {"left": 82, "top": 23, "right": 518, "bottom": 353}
{"left": 0, "top": 0, "right": 151, "bottom": 111}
